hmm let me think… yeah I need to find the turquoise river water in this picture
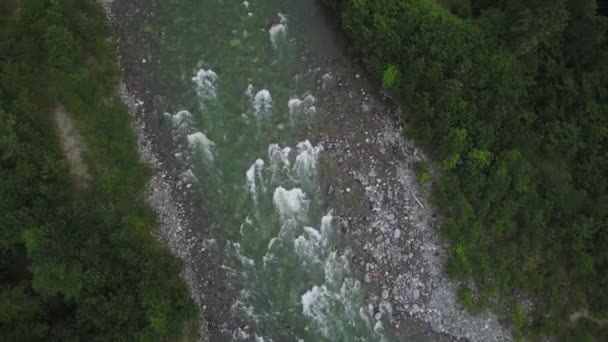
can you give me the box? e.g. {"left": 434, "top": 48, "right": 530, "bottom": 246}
{"left": 155, "top": 1, "right": 396, "bottom": 340}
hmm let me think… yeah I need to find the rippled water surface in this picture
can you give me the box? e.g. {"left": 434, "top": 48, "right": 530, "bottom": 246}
{"left": 156, "top": 1, "right": 394, "bottom": 340}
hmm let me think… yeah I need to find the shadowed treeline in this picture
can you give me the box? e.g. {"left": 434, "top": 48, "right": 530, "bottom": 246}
{"left": 0, "top": 1, "right": 198, "bottom": 340}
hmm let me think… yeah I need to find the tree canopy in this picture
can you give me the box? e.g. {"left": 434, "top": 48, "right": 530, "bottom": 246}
{"left": 0, "top": 1, "right": 197, "bottom": 340}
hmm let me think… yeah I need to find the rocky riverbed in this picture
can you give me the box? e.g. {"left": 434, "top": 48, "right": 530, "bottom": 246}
{"left": 100, "top": 1, "right": 234, "bottom": 340}
{"left": 101, "top": 0, "right": 512, "bottom": 341}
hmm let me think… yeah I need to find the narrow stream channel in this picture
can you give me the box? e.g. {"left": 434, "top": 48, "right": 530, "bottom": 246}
{"left": 155, "top": 1, "right": 395, "bottom": 340}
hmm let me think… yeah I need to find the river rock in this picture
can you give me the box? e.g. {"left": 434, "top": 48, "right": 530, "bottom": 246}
{"left": 393, "top": 229, "right": 401, "bottom": 239}
{"left": 382, "top": 289, "right": 389, "bottom": 299}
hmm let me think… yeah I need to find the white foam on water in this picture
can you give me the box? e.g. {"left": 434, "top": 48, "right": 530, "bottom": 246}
{"left": 268, "top": 144, "right": 291, "bottom": 169}
{"left": 242, "top": 1, "right": 250, "bottom": 9}
{"left": 288, "top": 95, "right": 317, "bottom": 119}
{"left": 253, "top": 89, "right": 273, "bottom": 118}
{"left": 278, "top": 12, "right": 288, "bottom": 24}
{"left": 168, "top": 110, "right": 193, "bottom": 134}
{"left": 324, "top": 251, "right": 350, "bottom": 288}
{"left": 272, "top": 187, "right": 309, "bottom": 224}
{"left": 192, "top": 68, "right": 219, "bottom": 103}
{"left": 288, "top": 98, "right": 302, "bottom": 115}
{"left": 303, "top": 94, "right": 316, "bottom": 105}
{"left": 245, "top": 84, "right": 255, "bottom": 99}
{"left": 269, "top": 24, "right": 286, "bottom": 48}
{"left": 232, "top": 327, "right": 250, "bottom": 340}
{"left": 268, "top": 144, "right": 292, "bottom": 183}
{"left": 262, "top": 236, "right": 282, "bottom": 268}
{"left": 239, "top": 216, "right": 254, "bottom": 236}
{"left": 187, "top": 132, "right": 216, "bottom": 163}
{"left": 301, "top": 285, "right": 332, "bottom": 337}
{"left": 294, "top": 226, "right": 323, "bottom": 261}
{"left": 268, "top": 14, "right": 288, "bottom": 48}
{"left": 319, "top": 213, "right": 334, "bottom": 242}
{"left": 267, "top": 236, "right": 281, "bottom": 250}
{"left": 229, "top": 241, "right": 255, "bottom": 268}
{"left": 273, "top": 187, "right": 309, "bottom": 240}
{"left": 341, "top": 279, "right": 364, "bottom": 314}
{"left": 246, "top": 158, "right": 265, "bottom": 205}
{"left": 294, "top": 140, "right": 323, "bottom": 183}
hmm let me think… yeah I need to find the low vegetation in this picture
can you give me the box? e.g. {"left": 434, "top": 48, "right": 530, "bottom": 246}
{"left": 1, "top": 0, "right": 197, "bottom": 340}
{"left": 324, "top": 0, "right": 607, "bottom": 339}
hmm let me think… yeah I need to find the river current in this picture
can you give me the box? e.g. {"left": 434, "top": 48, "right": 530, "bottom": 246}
{"left": 156, "top": 1, "right": 394, "bottom": 340}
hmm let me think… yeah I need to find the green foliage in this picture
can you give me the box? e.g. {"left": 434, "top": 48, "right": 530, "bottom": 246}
{"left": 457, "top": 285, "right": 476, "bottom": 311}
{"left": 511, "top": 304, "right": 527, "bottom": 332}
{"left": 0, "top": 1, "right": 197, "bottom": 341}
{"left": 332, "top": 0, "right": 608, "bottom": 338}
{"left": 382, "top": 64, "right": 400, "bottom": 90}
{"left": 414, "top": 161, "right": 430, "bottom": 184}
{"left": 44, "top": 25, "right": 79, "bottom": 69}
{"left": 468, "top": 148, "right": 492, "bottom": 169}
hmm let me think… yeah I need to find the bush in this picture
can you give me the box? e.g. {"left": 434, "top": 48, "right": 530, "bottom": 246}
{"left": 382, "top": 64, "right": 400, "bottom": 90}
{"left": 413, "top": 161, "right": 430, "bottom": 184}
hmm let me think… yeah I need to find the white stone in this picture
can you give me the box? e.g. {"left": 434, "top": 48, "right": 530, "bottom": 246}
{"left": 393, "top": 229, "right": 401, "bottom": 239}
{"left": 382, "top": 289, "right": 389, "bottom": 299}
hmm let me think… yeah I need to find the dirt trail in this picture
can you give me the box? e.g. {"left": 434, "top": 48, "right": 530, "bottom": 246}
{"left": 571, "top": 309, "right": 608, "bottom": 326}
{"left": 53, "top": 105, "right": 90, "bottom": 186}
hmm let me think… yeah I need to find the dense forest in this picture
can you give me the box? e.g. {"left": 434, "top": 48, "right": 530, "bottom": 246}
{"left": 0, "top": 0, "right": 197, "bottom": 340}
{"left": 324, "top": 0, "right": 607, "bottom": 339}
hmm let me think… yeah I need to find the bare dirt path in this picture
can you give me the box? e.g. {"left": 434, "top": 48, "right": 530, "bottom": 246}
{"left": 53, "top": 105, "right": 90, "bottom": 187}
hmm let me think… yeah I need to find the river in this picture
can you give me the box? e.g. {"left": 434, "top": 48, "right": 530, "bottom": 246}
{"left": 106, "top": 0, "right": 512, "bottom": 340}
{"left": 154, "top": 0, "right": 398, "bottom": 340}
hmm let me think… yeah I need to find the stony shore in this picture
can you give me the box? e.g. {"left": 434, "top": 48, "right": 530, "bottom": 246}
{"left": 100, "top": 1, "right": 233, "bottom": 340}
{"left": 101, "top": 0, "right": 512, "bottom": 341}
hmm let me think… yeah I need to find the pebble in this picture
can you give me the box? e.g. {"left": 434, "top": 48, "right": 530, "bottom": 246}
{"left": 346, "top": 187, "right": 351, "bottom": 193}
{"left": 374, "top": 312, "right": 382, "bottom": 320}
{"left": 393, "top": 229, "right": 401, "bottom": 239}
{"left": 382, "top": 289, "right": 389, "bottom": 299}
{"left": 412, "top": 288, "right": 419, "bottom": 300}
{"left": 327, "top": 185, "right": 335, "bottom": 195}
